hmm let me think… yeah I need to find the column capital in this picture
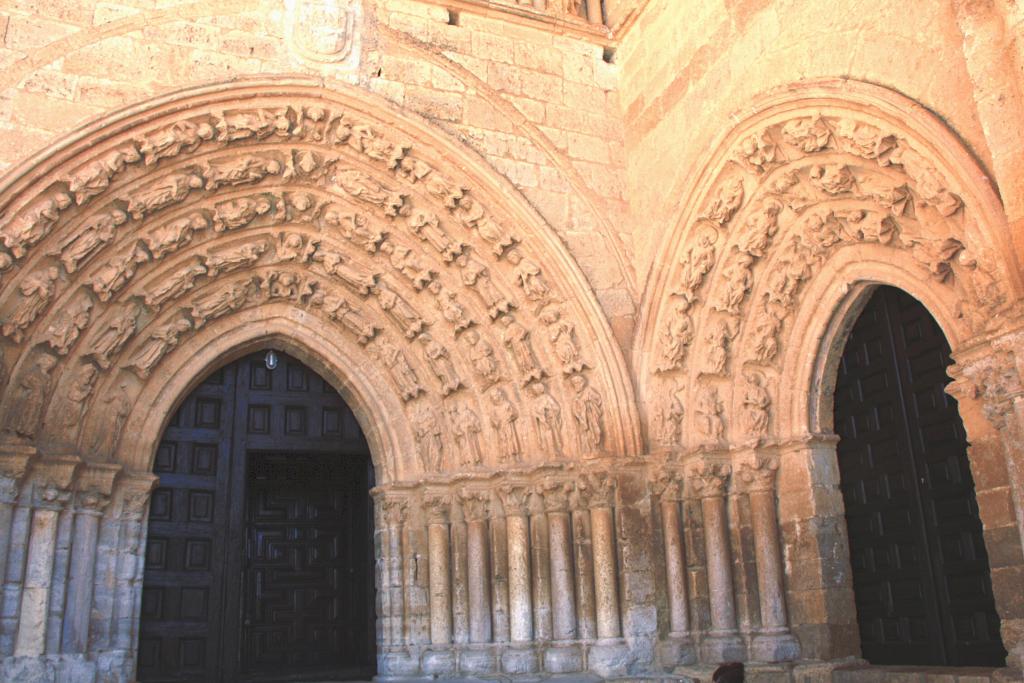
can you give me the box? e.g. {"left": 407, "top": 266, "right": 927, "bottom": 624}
{"left": 576, "top": 471, "right": 615, "bottom": 509}
{"left": 497, "top": 483, "right": 531, "bottom": 516}
{"left": 539, "top": 477, "right": 572, "bottom": 512}
{"left": 948, "top": 338, "right": 1022, "bottom": 431}
{"left": 26, "top": 455, "right": 81, "bottom": 510}
{"left": 686, "top": 461, "right": 730, "bottom": 499}
{"left": 734, "top": 455, "right": 779, "bottom": 494}
{"left": 459, "top": 488, "right": 491, "bottom": 522}
{"left": 0, "top": 444, "right": 34, "bottom": 504}
{"left": 422, "top": 491, "right": 451, "bottom": 524}
{"left": 382, "top": 497, "right": 409, "bottom": 526}
{"left": 116, "top": 471, "right": 158, "bottom": 521}
{"left": 74, "top": 462, "right": 121, "bottom": 514}
{"left": 650, "top": 464, "right": 684, "bottom": 501}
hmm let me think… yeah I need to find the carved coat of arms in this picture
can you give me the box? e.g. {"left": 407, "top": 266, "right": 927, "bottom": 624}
{"left": 285, "top": 0, "right": 360, "bottom": 64}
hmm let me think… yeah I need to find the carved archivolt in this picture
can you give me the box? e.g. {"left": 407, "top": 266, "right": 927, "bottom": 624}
{"left": 0, "top": 78, "right": 640, "bottom": 482}
{"left": 639, "top": 81, "right": 1022, "bottom": 451}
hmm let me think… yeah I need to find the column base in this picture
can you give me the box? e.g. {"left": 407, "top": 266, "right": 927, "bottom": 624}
{"left": 750, "top": 631, "right": 800, "bottom": 663}
{"left": 459, "top": 644, "right": 497, "bottom": 674}
{"left": 421, "top": 647, "right": 456, "bottom": 675}
{"left": 501, "top": 645, "right": 539, "bottom": 674}
{"left": 657, "top": 633, "right": 697, "bottom": 669}
{"left": 543, "top": 641, "right": 583, "bottom": 673}
{"left": 588, "top": 638, "right": 632, "bottom": 677}
{"left": 1, "top": 654, "right": 97, "bottom": 683}
{"left": 699, "top": 632, "right": 746, "bottom": 663}
{"left": 377, "top": 648, "right": 421, "bottom": 678}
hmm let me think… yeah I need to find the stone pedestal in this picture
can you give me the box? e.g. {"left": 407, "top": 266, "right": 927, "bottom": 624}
{"left": 500, "top": 644, "right": 539, "bottom": 674}
{"left": 420, "top": 647, "right": 456, "bottom": 676}
{"left": 543, "top": 642, "right": 583, "bottom": 673}
{"left": 459, "top": 644, "right": 497, "bottom": 674}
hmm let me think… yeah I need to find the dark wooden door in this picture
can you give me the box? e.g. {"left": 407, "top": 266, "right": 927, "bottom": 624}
{"left": 834, "top": 286, "right": 1005, "bottom": 666}
{"left": 138, "top": 352, "right": 376, "bottom": 682}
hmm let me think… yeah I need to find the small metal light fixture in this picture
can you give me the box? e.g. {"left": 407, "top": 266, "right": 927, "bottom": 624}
{"left": 264, "top": 349, "right": 279, "bottom": 371}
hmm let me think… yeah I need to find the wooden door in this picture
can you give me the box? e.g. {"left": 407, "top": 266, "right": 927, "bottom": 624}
{"left": 137, "top": 352, "right": 376, "bottom": 682}
{"left": 834, "top": 286, "right": 1005, "bottom": 666}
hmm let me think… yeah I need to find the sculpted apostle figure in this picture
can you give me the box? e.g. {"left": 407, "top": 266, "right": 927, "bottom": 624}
{"left": 489, "top": 387, "right": 522, "bottom": 463}
{"left": 128, "top": 171, "right": 204, "bottom": 219}
{"left": 501, "top": 315, "right": 543, "bottom": 384}
{"left": 3, "top": 191, "right": 73, "bottom": 258}
{"left": 529, "top": 381, "right": 563, "bottom": 455}
{"left": 449, "top": 404, "right": 483, "bottom": 467}
{"left": 127, "top": 318, "right": 192, "bottom": 378}
{"left": 60, "top": 209, "right": 128, "bottom": 274}
{"left": 3, "top": 266, "right": 60, "bottom": 343}
{"left": 412, "top": 405, "right": 443, "bottom": 473}
{"left": 464, "top": 329, "right": 500, "bottom": 385}
{"left": 570, "top": 373, "right": 604, "bottom": 452}
{"left": 3, "top": 354, "right": 58, "bottom": 438}
{"left": 742, "top": 371, "right": 771, "bottom": 440}
{"left": 61, "top": 363, "right": 99, "bottom": 430}
{"left": 89, "top": 303, "right": 140, "bottom": 369}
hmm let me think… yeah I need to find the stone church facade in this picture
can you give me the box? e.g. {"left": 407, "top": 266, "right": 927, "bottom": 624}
{"left": 0, "top": 1, "right": 1022, "bottom": 681}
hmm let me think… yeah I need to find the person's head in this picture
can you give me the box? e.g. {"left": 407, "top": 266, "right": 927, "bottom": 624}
{"left": 712, "top": 662, "right": 744, "bottom": 683}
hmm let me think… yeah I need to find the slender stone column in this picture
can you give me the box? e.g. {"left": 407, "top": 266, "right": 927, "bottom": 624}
{"left": 584, "top": 0, "right": 603, "bottom": 23}
{"left": 489, "top": 510, "right": 510, "bottom": 644}
{"left": 460, "top": 490, "right": 493, "bottom": 644}
{"left": 383, "top": 498, "right": 408, "bottom": 648}
{"left": 660, "top": 476, "right": 691, "bottom": 637}
{"left": 528, "top": 491, "right": 552, "bottom": 641}
{"left": 569, "top": 486, "right": 596, "bottom": 641}
{"left": 737, "top": 457, "right": 800, "bottom": 662}
{"left": 0, "top": 446, "right": 33, "bottom": 657}
{"left": 14, "top": 457, "right": 79, "bottom": 657}
{"left": 45, "top": 504, "right": 74, "bottom": 654}
{"left": 497, "top": 484, "right": 537, "bottom": 673}
{"left": 423, "top": 494, "right": 452, "bottom": 646}
{"left": 541, "top": 479, "right": 582, "bottom": 673}
{"left": 690, "top": 462, "right": 745, "bottom": 662}
{"left": 460, "top": 489, "right": 496, "bottom": 674}
{"left": 450, "top": 500, "right": 470, "bottom": 645}
{"left": 110, "top": 474, "right": 156, "bottom": 662}
{"left": 55, "top": 462, "right": 118, "bottom": 656}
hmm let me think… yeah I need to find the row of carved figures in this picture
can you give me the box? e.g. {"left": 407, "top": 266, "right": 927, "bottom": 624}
{"left": 507, "top": 0, "right": 605, "bottom": 24}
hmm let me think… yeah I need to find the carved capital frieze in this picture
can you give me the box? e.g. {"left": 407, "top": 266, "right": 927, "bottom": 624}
{"left": 459, "top": 488, "right": 491, "bottom": 522}
{"left": 734, "top": 455, "right": 779, "bottom": 494}
{"left": 26, "top": 456, "right": 80, "bottom": 510}
{"left": 74, "top": 462, "right": 121, "bottom": 514}
{"left": 0, "top": 445, "right": 34, "bottom": 505}
{"left": 686, "top": 461, "right": 730, "bottom": 499}
{"left": 422, "top": 491, "right": 451, "bottom": 525}
{"left": 116, "top": 472, "right": 158, "bottom": 521}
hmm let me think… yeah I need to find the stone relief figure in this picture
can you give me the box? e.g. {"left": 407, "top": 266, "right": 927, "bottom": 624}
{"left": 58, "top": 209, "right": 129, "bottom": 274}
{"left": 750, "top": 296, "right": 784, "bottom": 364}
{"left": 144, "top": 260, "right": 207, "bottom": 307}
{"left": 449, "top": 403, "right": 484, "bottom": 467}
{"left": 407, "top": 209, "right": 464, "bottom": 261}
{"left": 215, "top": 108, "right": 292, "bottom": 142}
{"left": 742, "top": 370, "right": 771, "bottom": 442}
{"left": 87, "top": 303, "right": 140, "bottom": 369}
{"left": 44, "top": 295, "right": 92, "bottom": 355}
{"left": 570, "top": 373, "right": 604, "bottom": 453}
{"left": 412, "top": 404, "right": 444, "bottom": 473}
{"left": 90, "top": 382, "right": 132, "bottom": 458}
{"left": 60, "top": 362, "right": 99, "bottom": 430}
{"left": 489, "top": 387, "right": 522, "bottom": 463}
{"left": 712, "top": 249, "right": 754, "bottom": 315}
{"left": 322, "top": 293, "right": 378, "bottom": 345}
{"left": 703, "top": 177, "right": 744, "bottom": 226}
{"left": 501, "top": 315, "right": 544, "bottom": 385}
{"left": 334, "top": 169, "right": 407, "bottom": 217}
{"left": 322, "top": 207, "right": 385, "bottom": 253}
{"left": 89, "top": 245, "right": 149, "bottom": 301}
{"left": 455, "top": 197, "right": 517, "bottom": 256}
{"left": 508, "top": 249, "right": 551, "bottom": 303}
{"left": 673, "top": 225, "right": 717, "bottom": 303}
{"left": 276, "top": 233, "right": 319, "bottom": 264}
{"left": 127, "top": 171, "right": 204, "bottom": 219}
{"left": 379, "top": 241, "right": 434, "bottom": 290}
{"left": 143, "top": 211, "right": 209, "bottom": 260}
{"left": 702, "top": 317, "right": 736, "bottom": 376}
{"left": 263, "top": 271, "right": 302, "bottom": 300}
{"left": 781, "top": 115, "right": 832, "bottom": 153}
{"left": 541, "top": 306, "right": 586, "bottom": 375}
{"left": 202, "top": 154, "right": 283, "bottom": 191}
{"left": 456, "top": 251, "right": 514, "bottom": 319}
{"left": 205, "top": 241, "right": 267, "bottom": 276}
{"left": 529, "top": 381, "right": 563, "bottom": 456}
{"left": 464, "top": 329, "right": 501, "bottom": 386}
{"left": 736, "top": 200, "right": 782, "bottom": 258}
{"left": 68, "top": 144, "right": 140, "bottom": 204}
{"left": 765, "top": 255, "right": 812, "bottom": 310}
{"left": 376, "top": 338, "right": 424, "bottom": 401}
{"left": 138, "top": 119, "right": 216, "bottom": 165}
{"left": 126, "top": 317, "right": 192, "bottom": 378}
{"left": 190, "top": 280, "right": 253, "bottom": 327}
{"left": 696, "top": 385, "right": 725, "bottom": 446}
{"left": 3, "top": 191, "right": 73, "bottom": 259}
{"left": 659, "top": 385, "right": 685, "bottom": 446}
{"left": 374, "top": 284, "right": 425, "bottom": 339}
{"left": 429, "top": 282, "right": 473, "bottom": 334}
{"left": 3, "top": 353, "right": 57, "bottom": 438}
{"left": 658, "top": 303, "right": 694, "bottom": 373}
{"left": 738, "top": 130, "right": 776, "bottom": 173}
{"left": 212, "top": 195, "right": 273, "bottom": 232}
{"left": 3, "top": 266, "right": 60, "bottom": 343}
{"left": 419, "top": 333, "right": 463, "bottom": 396}
{"left": 316, "top": 246, "right": 378, "bottom": 296}
{"left": 809, "top": 164, "right": 855, "bottom": 195}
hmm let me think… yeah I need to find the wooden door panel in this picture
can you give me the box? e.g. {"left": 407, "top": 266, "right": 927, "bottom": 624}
{"left": 138, "top": 352, "right": 375, "bottom": 683}
{"left": 835, "top": 286, "right": 1005, "bottom": 667}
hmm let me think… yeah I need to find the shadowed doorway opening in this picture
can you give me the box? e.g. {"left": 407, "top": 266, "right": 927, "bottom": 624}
{"left": 834, "top": 286, "right": 1005, "bottom": 667}
{"left": 137, "top": 351, "right": 376, "bottom": 682}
